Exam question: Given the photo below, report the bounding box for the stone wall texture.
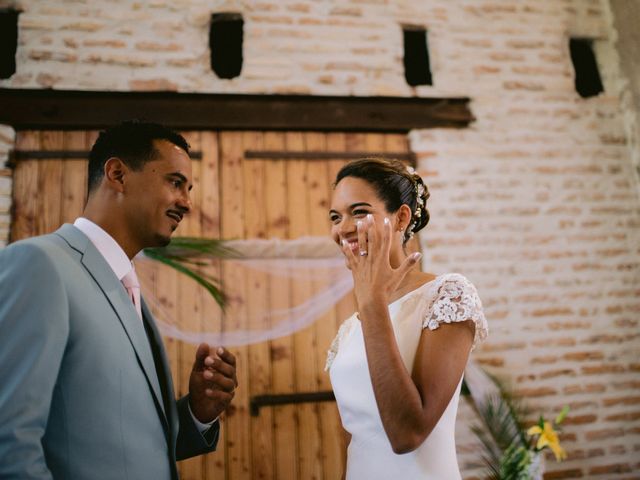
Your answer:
[1,0,639,478]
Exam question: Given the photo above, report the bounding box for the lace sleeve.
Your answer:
[423,274,488,350]
[325,316,356,371]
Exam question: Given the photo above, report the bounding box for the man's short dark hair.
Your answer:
[87,120,190,193]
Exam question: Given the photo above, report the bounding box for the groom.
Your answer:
[0,121,237,479]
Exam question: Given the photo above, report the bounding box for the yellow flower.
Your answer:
[527,421,567,461]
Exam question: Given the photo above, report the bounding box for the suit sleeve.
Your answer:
[175,394,219,461]
[0,243,69,479]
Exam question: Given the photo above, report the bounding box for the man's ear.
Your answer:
[103,157,127,192]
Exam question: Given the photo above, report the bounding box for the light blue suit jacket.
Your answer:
[0,225,218,479]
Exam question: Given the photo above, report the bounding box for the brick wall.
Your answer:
[1,0,639,477]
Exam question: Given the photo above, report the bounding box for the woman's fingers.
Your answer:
[356,219,368,258]
[396,251,423,280]
[365,214,377,256]
[341,238,357,268]
[381,217,392,260]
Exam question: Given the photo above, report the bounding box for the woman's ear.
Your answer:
[103,157,127,192]
[396,204,413,232]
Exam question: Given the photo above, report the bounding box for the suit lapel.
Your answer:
[55,224,168,426]
[141,299,180,444]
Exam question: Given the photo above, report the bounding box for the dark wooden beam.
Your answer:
[0,88,473,132]
[250,391,335,416]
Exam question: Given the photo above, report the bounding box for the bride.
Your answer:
[326,158,488,479]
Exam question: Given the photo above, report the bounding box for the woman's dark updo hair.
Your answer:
[334,158,430,244]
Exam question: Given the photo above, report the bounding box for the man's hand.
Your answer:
[188,343,238,423]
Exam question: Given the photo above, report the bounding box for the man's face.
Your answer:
[123,139,193,250]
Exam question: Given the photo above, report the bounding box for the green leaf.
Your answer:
[142,237,240,309]
[555,405,570,425]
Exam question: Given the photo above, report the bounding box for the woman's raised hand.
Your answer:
[341,214,421,311]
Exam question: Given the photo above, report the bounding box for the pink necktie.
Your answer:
[121,267,142,320]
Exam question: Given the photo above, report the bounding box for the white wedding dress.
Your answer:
[327,273,488,480]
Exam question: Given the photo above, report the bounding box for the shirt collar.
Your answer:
[73,217,133,281]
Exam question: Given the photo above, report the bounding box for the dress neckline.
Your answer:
[388,274,443,307]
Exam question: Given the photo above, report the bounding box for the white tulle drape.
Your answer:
[136,236,354,347]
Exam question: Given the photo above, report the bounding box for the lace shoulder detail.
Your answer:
[325,315,357,371]
[423,273,488,350]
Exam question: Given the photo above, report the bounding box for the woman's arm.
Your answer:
[359,300,474,453]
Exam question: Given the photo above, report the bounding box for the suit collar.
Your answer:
[54,224,169,426]
[73,217,132,281]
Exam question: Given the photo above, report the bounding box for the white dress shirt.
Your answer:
[73,218,215,433]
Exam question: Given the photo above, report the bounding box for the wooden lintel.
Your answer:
[0,89,473,132]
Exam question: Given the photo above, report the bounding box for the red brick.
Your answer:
[547,320,591,330]
[531,307,573,317]
[581,364,626,375]
[532,338,576,347]
[489,52,525,62]
[516,374,536,383]
[286,4,310,13]
[611,380,640,390]
[587,448,606,457]
[461,38,493,48]
[543,468,584,479]
[503,80,546,91]
[609,444,628,454]
[506,39,545,49]
[561,414,597,425]
[128,79,178,91]
[532,355,558,364]
[473,65,501,74]
[135,41,183,52]
[28,50,77,62]
[540,368,576,379]
[602,395,640,407]
[563,351,604,361]
[585,428,625,441]
[588,463,632,475]
[84,39,126,48]
[481,341,526,352]
[476,357,504,367]
[513,386,557,397]
[563,383,606,395]
[329,6,362,16]
[605,411,640,422]
[61,21,104,32]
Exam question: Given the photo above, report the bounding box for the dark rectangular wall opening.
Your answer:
[0,9,20,79]
[209,12,243,79]
[403,26,432,87]
[569,38,604,98]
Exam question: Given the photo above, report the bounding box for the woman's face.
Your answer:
[329,176,404,259]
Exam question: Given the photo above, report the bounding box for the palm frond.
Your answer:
[143,237,240,309]
[464,370,534,479]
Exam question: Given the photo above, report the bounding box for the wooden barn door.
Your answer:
[9,130,411,480]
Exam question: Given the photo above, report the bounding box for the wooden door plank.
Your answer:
[220,131,252,479]
[38,131,64,233]
[10,131,40,241]
[263,131,299,480]
[198,131,227,480]
[286,131,323,480]
[61,131,88,223]
[242,131,276,480]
